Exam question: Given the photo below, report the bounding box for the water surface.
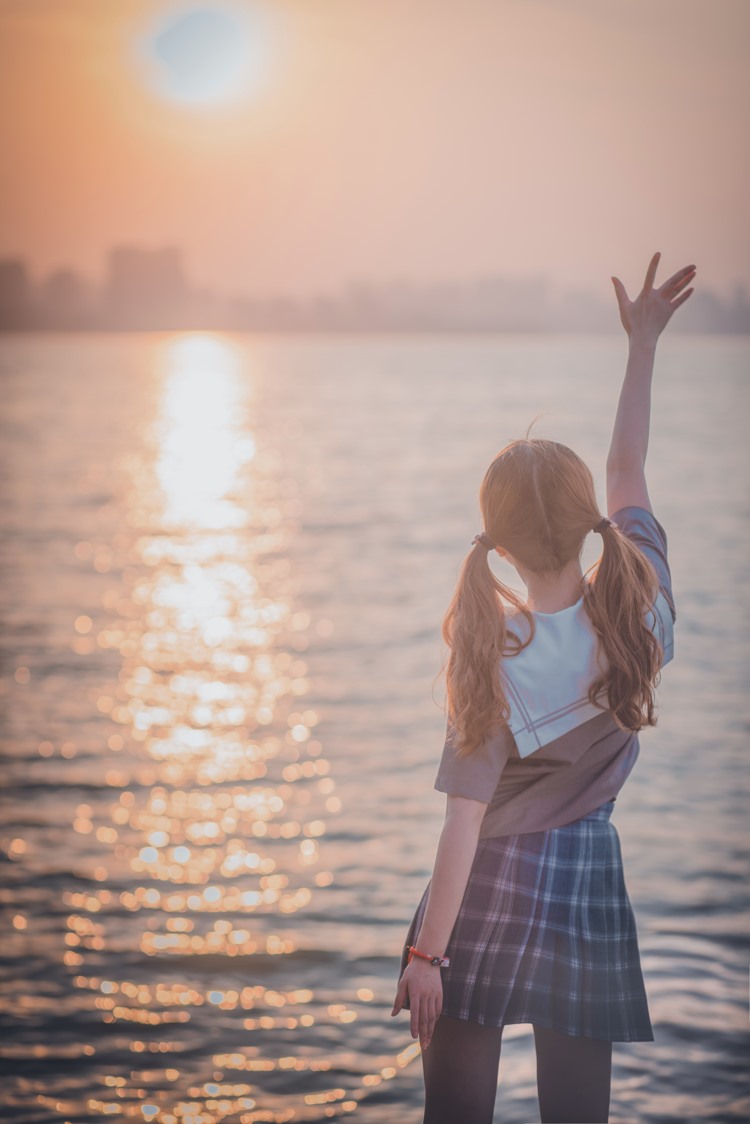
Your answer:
[0,331,748,1122]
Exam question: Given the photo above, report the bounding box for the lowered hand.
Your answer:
[391,958,443,1051]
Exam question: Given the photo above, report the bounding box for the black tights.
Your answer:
[421,1013,612,1123]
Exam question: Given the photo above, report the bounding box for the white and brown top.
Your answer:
[434,506,676,838]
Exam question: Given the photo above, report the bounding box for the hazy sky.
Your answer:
[0,0,747,300]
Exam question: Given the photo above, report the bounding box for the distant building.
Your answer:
[0,247,747,333]
[38,269,93,329]
[101,245,190,328]
[0,258,33,329]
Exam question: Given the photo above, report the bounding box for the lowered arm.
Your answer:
[411,794,487,959]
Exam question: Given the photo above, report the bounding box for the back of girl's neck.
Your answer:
[519,562,585,615]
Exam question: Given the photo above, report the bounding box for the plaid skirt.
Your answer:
[397,798,654,1042]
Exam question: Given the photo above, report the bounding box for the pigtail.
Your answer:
[582,522,663,730]
[440,543,533,758]
[439,437,667,755]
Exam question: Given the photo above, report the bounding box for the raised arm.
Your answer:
[606,252,696,515]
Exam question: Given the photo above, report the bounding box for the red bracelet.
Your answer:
[406,944,450,967]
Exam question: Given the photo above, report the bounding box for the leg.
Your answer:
[533,1022,612,1123]
[421,1012,503,1124]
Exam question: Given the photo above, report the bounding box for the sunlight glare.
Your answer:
[155,334,254,529]
[134,3,273,107]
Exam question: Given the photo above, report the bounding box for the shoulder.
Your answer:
[611,505,667,548]
[611,505,675,623]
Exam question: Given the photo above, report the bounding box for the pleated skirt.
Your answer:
[397,798,654,1042]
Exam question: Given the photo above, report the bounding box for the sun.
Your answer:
[133,2,273,108]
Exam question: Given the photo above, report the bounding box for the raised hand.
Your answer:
[611,252,696,344]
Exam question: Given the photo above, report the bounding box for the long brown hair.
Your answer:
[441,438,663,757]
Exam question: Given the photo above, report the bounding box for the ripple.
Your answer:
[1,332,748,1121]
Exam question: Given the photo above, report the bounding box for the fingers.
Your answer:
[669,270,696,296]
[391,976,407,1016]
[670,287,694,310]
[403,988,441,1047]
[611,276,629,305]
[432,993,441,1025]
[660,263,697,293]
[642,251,661,293]
[410,996,421,1041]
[419,994,438,1050]
[422,998,440,1047]
[618,257,697,300]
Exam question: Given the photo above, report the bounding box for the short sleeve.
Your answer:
[611,505,675,667]
[612,506,676,622]
[433,717,513,803]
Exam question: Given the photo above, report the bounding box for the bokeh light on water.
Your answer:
[1,331,748,1122]
[0,333,419,1122]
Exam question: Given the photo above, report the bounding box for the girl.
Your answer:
[391,252,696,1123]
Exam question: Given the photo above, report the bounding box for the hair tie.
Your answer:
[472,531,495,551]
[593,516,613,534]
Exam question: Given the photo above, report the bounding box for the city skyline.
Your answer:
[1,1,747,302]
[1,242,747,333]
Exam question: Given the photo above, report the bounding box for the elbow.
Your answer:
[606,451,646,478]
[605,462,651,514]
[606,459,648,497]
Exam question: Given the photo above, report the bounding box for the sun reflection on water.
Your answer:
[154,335,256,531]
[46,334,412,1121]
